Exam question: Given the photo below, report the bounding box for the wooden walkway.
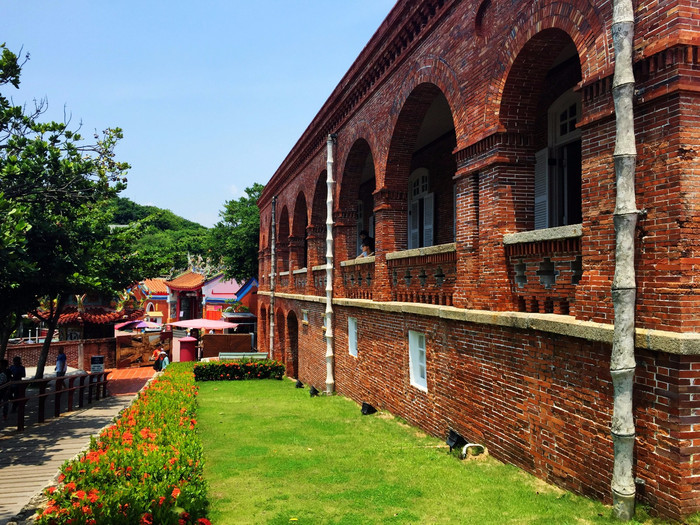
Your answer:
[0,368,154,525]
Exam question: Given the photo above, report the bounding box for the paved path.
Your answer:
[0,368,154,525]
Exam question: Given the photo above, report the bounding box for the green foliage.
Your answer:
[109,196,210,275]
[208,183,263,281]
[193,359,284,381]
[0,44,154,370]
[35,365,210,525]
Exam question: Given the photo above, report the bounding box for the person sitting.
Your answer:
[359,230,375,254]
[357,241,374,259]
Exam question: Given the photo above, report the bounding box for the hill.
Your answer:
[109,197,211,276]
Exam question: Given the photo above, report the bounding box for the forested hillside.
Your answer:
[109,197,210,276]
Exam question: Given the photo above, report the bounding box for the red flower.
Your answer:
[171,487,181,499]
[140,512,154,524]
[197,519,212,524]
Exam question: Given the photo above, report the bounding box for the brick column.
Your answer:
[372,188,408,302]
[453,169,480,308]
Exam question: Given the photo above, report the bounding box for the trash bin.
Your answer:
[179,336,197,362]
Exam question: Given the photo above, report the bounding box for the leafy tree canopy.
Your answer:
[209,183,263,282]
[0,44,155,375]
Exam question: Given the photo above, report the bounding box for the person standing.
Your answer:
[9,356,26,413]
[55,348,67,377]
[160,351,170,370]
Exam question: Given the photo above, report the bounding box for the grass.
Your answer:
[198,379,677,525]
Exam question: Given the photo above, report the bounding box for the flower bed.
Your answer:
[193,359,285,382]
[36,364,210,525]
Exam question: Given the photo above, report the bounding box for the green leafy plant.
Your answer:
[35,364,210,525]
[193,359,285,382]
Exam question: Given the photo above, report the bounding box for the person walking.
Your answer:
[55,348,67,377]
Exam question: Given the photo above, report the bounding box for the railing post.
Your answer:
[88,374,94,404]
[37,381,47,424]
[78,375,86,408]
[66,376,77,412]
[15,382,28,432]
[54,378,65,418]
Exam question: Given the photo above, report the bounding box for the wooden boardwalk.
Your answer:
[0,368,154,525]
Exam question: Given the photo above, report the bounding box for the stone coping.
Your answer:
[258,290,700,355]
[386,243,457,260]
[503,224,582,245]
[340,256,376,267]
[292,268,308,275]
[312,263,331,272]
[279,271,290,276]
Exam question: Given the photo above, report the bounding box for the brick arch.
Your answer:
[336,119,379,199]
[291,192,309,239]
[383,55,461,177]
[484,2,606,127]
[384,82,455,191]
[274,307,286,363]
[338,138,375,206]
[259,304,268,354]
[499,28,581,134]
[311,171,327,227]
[286,310,299,378]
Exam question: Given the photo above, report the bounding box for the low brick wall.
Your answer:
[262,294,700,521]
[3,338,117,371]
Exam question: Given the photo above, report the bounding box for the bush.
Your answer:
[193,359,285,382]
[35,364,210,525]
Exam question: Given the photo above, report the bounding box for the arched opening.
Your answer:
[338,139,376,260]
[259,304,268,354]
[309,171,327,267]
[275,309,285,363]
[291,193,309,271]
[500,30,582,230]
[277,206,290,273]
[286,311,299,379]
[385,84,457,251]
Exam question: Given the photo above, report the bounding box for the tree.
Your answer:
[0,45,153,375]
[610,0,638,519]
[209,183,264,282]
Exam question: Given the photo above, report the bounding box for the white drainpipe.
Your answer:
[269,196,276,359]
[325,134,337,394]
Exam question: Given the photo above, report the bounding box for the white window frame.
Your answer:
[408,168,434,249]
[534,89,582,229]
[408,330,427,392]
[348,317,358,357]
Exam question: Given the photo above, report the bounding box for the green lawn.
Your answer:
[198,379,672,525]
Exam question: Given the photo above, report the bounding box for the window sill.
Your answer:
[503,224,582,245]
[340,256,376,267]
[386,243,456,261]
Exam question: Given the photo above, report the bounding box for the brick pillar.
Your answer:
[306,225,325,296]
[453,169,479,309]
[372,188,408,302]
[332,210,357,297]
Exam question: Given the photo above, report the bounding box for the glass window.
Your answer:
[408,330,427,391]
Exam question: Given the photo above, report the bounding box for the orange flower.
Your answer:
[171,487,181,499]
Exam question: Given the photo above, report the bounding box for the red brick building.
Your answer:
[256,0,700,519]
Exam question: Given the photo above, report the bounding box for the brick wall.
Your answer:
[4,339,117,372]
[256,0,700,519]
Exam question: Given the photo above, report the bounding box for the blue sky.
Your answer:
[2,1,396,227]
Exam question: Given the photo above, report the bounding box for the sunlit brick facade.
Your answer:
[257,0,700,519]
